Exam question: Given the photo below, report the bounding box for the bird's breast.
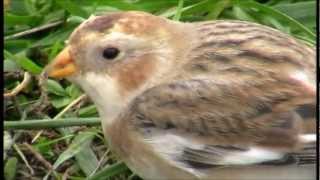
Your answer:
[103,117,197,180]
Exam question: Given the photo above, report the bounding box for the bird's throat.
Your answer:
[74,72,127,126]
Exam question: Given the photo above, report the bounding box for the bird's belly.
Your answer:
[126,156,316,180]
[103,120,196,179]
[104,120,316,180]
[122,142,197,180]
[202,164,316,180]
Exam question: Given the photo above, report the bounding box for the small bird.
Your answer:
[46,11,316,180]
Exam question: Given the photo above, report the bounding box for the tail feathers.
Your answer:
[291,141,316,165]
[262,135,316,166]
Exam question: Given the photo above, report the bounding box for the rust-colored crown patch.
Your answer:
[109,11,167,36]
[70,11,167,44]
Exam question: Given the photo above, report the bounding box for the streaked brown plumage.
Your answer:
[46,11,316,180]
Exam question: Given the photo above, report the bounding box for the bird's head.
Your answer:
[45,11,190,120]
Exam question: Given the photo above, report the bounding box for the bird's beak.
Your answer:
[46,46,77,78]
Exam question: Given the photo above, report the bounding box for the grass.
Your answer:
[3,0,316,179]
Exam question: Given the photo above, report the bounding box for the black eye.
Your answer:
[102,47,119,60]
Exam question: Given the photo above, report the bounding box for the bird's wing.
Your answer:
[123,77,315,174]
[117,20,316,176]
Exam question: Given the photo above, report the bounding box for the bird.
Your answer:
[45,11,316,180]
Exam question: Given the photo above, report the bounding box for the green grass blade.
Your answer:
[4,118,101,130]
[235,0,315,41]
[4,157,18,180]
[76,143,99,176]
[55,0,89,18]
[205,0,231,20]
[52,131,96,170]
[46,79,68,96]
[87,162,128,180]
[173,0,184,21]
[273,1,316,28]
[4,50,43,74]
[159,0,209,18]
[4,13,40,27]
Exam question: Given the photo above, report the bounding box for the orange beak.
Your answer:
[46,46,77,78]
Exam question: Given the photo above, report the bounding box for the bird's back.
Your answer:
[123,20,317,179]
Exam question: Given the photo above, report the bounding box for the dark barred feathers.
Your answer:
[187,21,315,81]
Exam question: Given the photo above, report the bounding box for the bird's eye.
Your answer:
[102,47,120,60]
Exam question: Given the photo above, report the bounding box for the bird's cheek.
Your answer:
[111,55,156,96]
[45,46,77,78]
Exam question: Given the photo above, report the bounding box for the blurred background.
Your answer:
[4,0,316,179]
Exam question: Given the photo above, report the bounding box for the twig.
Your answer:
[4,71,24,78]
[31,131,43,144]
[4,72,32,98]
[12,96,23,117]
[88,149,110,177]
[55,94,88,120]
[23,143,53,170]
[17,170,40,180]
[25,71,50,116]
[62,165,77,180]
[4,20,64,40]
[13,144,34,175]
